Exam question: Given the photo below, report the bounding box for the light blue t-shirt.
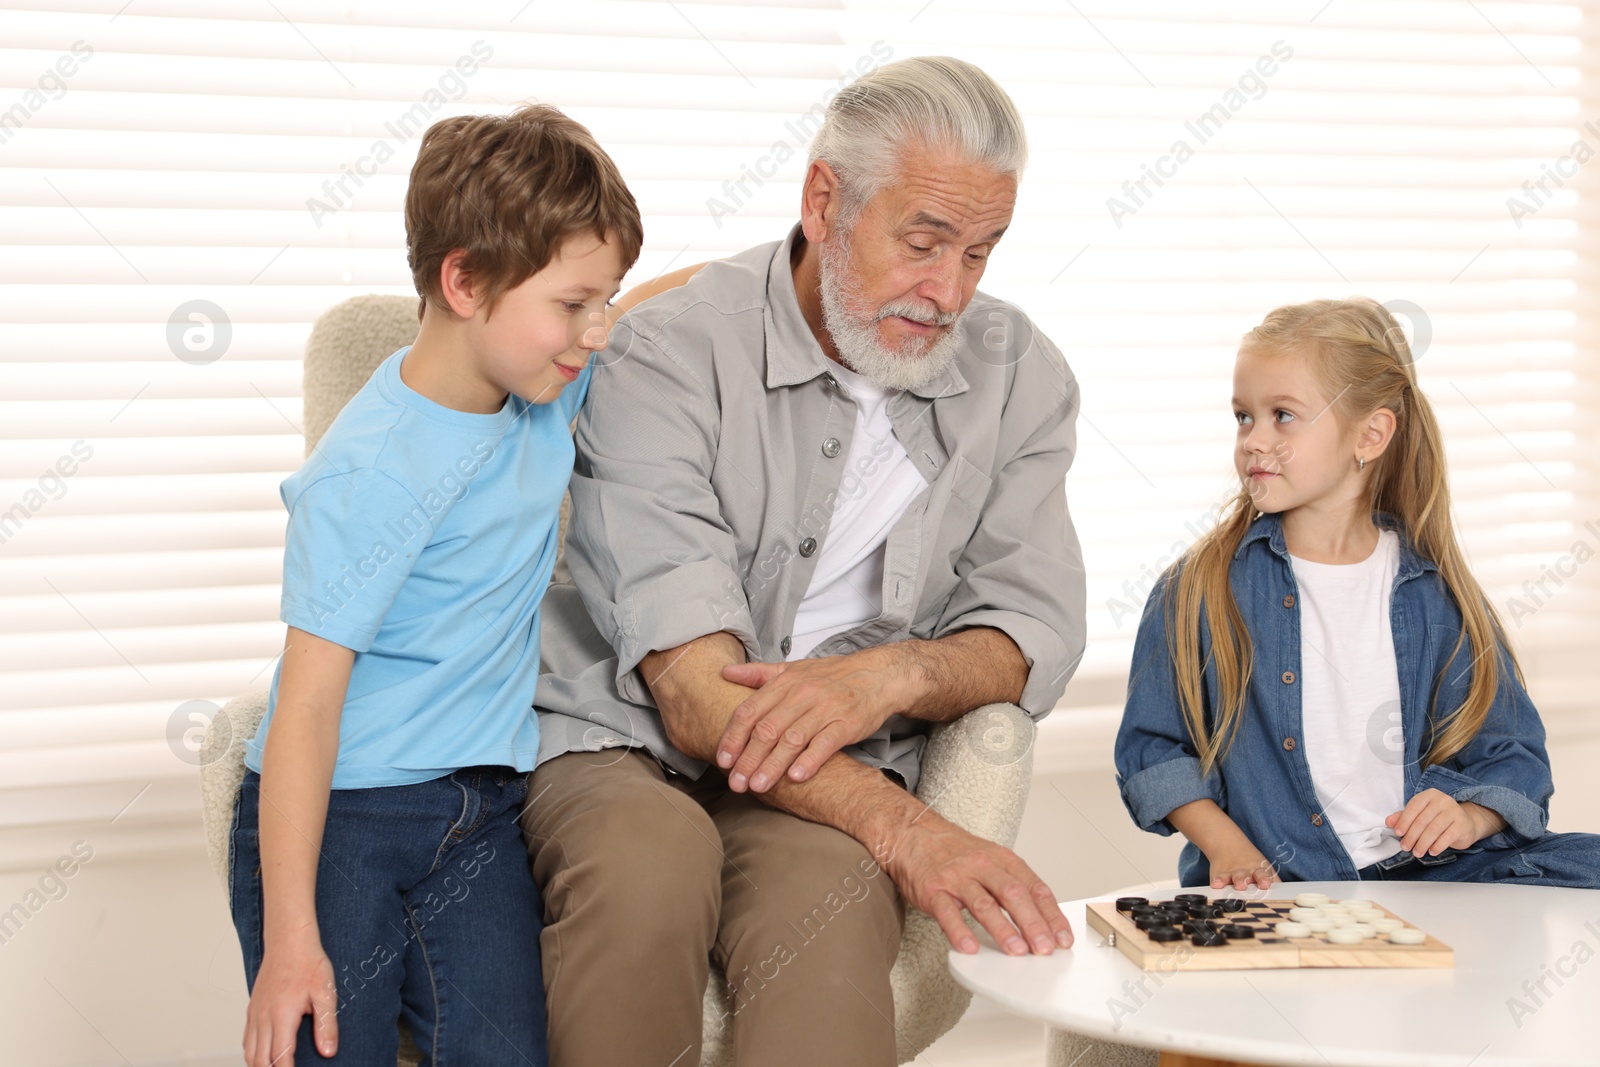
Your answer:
[245,346,591,789]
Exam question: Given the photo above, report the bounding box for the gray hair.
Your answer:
[807,56,1028,225]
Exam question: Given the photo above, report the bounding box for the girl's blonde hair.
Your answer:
[1167,296,1520,775]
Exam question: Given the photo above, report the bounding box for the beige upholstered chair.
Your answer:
[1046,1029,1161,1067]
[198,294,1041,1065]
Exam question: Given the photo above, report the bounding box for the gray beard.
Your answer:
[817,233,965,393]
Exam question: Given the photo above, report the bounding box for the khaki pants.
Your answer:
[522,749,904,1067]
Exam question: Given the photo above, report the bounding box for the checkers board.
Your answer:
[1085,894,1453,971]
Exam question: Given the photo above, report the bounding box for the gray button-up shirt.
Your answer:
[534,222,1086,792]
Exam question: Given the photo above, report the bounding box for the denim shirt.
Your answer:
[1115,510,1554,886]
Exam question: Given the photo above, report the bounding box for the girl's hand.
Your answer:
[1386,788,1499,857]
[244,930,339,1066]
[1207,846,1279,891]
[1166,799,1280,892]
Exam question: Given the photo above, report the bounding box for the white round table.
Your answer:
[948,881,1600,1067]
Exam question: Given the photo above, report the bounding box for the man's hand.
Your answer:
[716,648,915,792]
[644,631,1066,956]
[884,809,1074,956]
[1386,789,1503,856]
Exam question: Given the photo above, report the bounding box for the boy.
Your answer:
[230,104,642,1066]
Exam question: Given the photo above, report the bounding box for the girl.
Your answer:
[1114,297,1600,890]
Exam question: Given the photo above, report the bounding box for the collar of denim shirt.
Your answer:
[760,221,971,402]
[1234,508,1438,583]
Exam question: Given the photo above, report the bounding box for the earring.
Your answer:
[1358,455,1366,472]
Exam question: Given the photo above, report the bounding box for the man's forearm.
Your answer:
[876,625,1028,723]
[764,749,922,854]
[641,632,920,841]
[644,626,1027,757]
[641,630,752,762]
[641,630,1074,956]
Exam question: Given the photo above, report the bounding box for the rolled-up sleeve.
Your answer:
[563,318,760,706]
[1115,570,1225,835]
[935,338,1086,718]
[1415,638,1552,843]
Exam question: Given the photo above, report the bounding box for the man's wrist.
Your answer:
[859,640,932,719]
[863,627,1028,723]
[851,772,928,870]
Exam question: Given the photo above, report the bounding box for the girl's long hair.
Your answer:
[1168,297,1521,775]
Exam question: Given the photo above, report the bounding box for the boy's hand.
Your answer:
[1386,788,1497,856]
[244,931,339,1066]
[1207,845,1279,891]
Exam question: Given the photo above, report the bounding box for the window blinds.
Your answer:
[1,0,1595,858]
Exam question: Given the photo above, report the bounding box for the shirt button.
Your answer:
[1282,737,1297,751]
[1311,813,1324,827]
[821,437,842,458]
[1282,670,1296,685]
[822,373,837,389]
[1283,594,1295,608]
[780,636,792,656]
[798,536,817,557]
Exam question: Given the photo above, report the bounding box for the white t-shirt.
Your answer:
[787,360,929,660]
[1289,528,1407,869]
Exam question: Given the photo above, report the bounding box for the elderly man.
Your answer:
[525,56,1086,1066]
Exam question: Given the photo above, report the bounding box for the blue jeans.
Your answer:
[1356,830,1600,888]
[230,766,548,1066]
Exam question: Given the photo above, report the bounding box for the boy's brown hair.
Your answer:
[405,104,643,319]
